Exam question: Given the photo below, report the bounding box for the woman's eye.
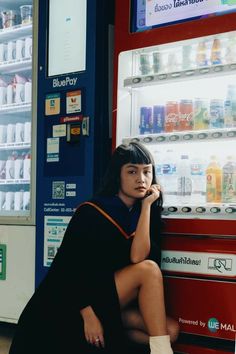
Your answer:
[144,170,152,175]
[128,170,136,174]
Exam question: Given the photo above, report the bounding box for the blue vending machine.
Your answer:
[36,0,114,284]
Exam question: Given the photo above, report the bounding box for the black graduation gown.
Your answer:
[9,196,162,354]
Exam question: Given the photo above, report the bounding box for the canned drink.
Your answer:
[178,99,194,131]
[165,101,179,132]
[224,99,236,128]
[209,99,224,129]
[193,99,210,130]
[153,105,165,133]
[139,107,152,135]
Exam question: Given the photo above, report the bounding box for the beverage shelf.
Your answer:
[0,142,30,150]
[0,24,32,42]
[0,58,32,74]
[123,62,236,88]
[0,179,30,185]
[0,102,31,114]
[122,127,236,145]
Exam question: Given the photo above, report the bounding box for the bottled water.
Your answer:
[177,154,192,204]
[190,158,206,204]
[222,156,236,203]
[160,150,178,206]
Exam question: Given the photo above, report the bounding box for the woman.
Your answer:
[9,142,179,354]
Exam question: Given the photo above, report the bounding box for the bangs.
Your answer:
[119,142,154,166]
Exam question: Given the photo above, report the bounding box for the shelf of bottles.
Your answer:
[0,4,32,216]
[119,30,236,219]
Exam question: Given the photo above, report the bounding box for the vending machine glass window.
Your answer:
[117,30,236,220]
[0,0,33,220]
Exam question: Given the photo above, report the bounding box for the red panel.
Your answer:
[164,277,236,341]
[174,342,234,354]
[163,219,236,237]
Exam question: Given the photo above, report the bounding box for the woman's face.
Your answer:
[118,163,153,207]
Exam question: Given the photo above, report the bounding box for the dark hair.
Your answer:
[97,141,162,206]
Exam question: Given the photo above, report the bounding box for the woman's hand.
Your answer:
[80,306,105,348]
[142,184,161,206]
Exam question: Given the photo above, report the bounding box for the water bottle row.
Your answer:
[0,190,30,211]
[0,37,32,63]
[0,152,31,180]
[139,36,236,75]
[0,122,31,144]
[140,97,236,134]
[155,154,236,205]
[0,75,32,106]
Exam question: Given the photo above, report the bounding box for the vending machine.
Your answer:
[113,1,236,353]
[0,0,35,322]
[0,0,114,323]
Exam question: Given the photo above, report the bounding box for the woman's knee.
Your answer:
[137,260,162,281]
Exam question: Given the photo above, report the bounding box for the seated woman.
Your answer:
[9,142,179,354]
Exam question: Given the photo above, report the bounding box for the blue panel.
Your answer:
[35,0,114,286]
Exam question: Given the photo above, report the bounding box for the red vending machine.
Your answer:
[113,1,236,353]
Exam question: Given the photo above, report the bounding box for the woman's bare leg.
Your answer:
[115,260,167,336]
[115,260,175,354]
[122,308,179,345]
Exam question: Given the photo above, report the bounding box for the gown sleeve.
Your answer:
[148,204,163,267]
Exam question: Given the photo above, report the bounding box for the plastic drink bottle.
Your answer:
[210,38,222,65]
[206,156,222,203]
[196,41,208,67]
[161,150,178,205]
[177,154,192,204]
[190,158,206,204]
[222,156,236,203]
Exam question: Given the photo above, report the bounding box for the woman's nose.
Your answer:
[137,174,144,183]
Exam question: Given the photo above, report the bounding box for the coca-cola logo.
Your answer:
[179,113,193,121]
[166,113,178,122]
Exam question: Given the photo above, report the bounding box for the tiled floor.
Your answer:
[0,322,15,354]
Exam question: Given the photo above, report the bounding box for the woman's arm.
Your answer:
[130,185,161,263]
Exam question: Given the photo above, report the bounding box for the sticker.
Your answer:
[47,138,59,162]
[52,181,65,199]
[66,90,81,114]
[60,115,83,123]
[45,93,60,115]
[44,216,71,266]
[66,191,76,197]
[161,250,236,277]
[53,124,66,137]
[0,244,6,280]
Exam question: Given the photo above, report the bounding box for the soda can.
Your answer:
[153,105,165,133]
[178,99,194,131]
[209,99,224,129]
[165,101,179,132]
[193,98,210,130]
[139,107,152,134]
